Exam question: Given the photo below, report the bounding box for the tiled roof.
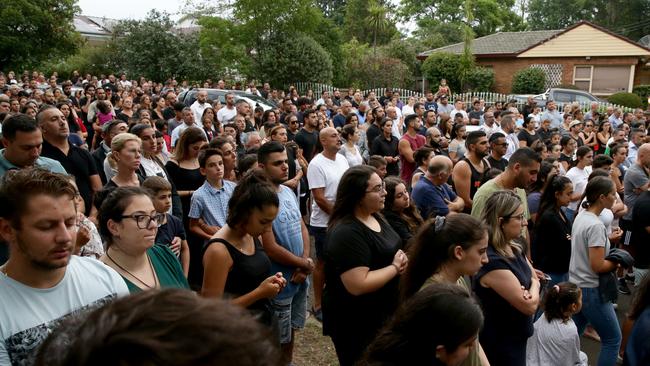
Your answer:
[418,30,562,57]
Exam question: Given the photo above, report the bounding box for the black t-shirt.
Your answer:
[631,192,650,268]
[323,217,401,340]
[156,214,186,248]
[486,155,508,172]
[468,110,483,122]
[41,140,98,215]
[366,123,382,151]
[533,209,572,273]
[517,129,541,146]
[370,135,399,176]
[294,128,319,162]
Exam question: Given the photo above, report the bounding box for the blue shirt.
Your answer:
[188,179,236,227]
[271,186,305,299]
[541,109,563,129]
[411,175,457,219]
[333,114,347,128]
[0,149,67,177]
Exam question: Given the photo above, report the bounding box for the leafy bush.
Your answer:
[421,52,463,92]
[465,67,495,92]
[607,92,643,109]
[255,33,333,88]
[511,67,546,94]
[354,56,412,89]
[632,85,650,109]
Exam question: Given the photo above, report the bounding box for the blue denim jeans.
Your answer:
[573,287,621,366]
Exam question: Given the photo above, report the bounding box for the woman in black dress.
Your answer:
[382,176,423,247]
[201,170,286,326]
[323,165,408,366]
[165,127,207,287]
[473,190,541,366]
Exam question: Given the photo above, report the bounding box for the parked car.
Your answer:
[512,88,604,109]
[178,88,277,111]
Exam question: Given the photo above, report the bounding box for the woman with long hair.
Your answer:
[164,127,207,233]
[474,190,540,366]
[323,165,408,366]
[596,121,612,155]
[339,124,363,167]
[411,146,435,189]
[533,175,574,285]
[57,101,87,141]
[360,284,484,366]
[559,136,577,172]
[381,176,424,247]
[201,107,217,141]
[569,176,622,366]
[346,113,369,161]
[151,95,166,121]
[527,161,558,224]
[399,213,489,366]
[448,123,466,164]
[99,187,189,293]
[202,170,287,326]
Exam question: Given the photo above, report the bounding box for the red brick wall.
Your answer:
[477,56,640,93]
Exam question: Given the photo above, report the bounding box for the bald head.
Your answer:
[638,143,650,167]
[428,155,452,176]
[320,127,336,140]
[319,127,340,152]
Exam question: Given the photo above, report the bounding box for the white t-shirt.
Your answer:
[0,256,128,365]
[170,123,207,147]
[401,105,414,116]
[216,106,237,123]
[565,166,591,211]
[190,101,210,125]
[526,317,588,366]
[307,153,349,227]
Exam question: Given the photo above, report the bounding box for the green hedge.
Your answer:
[608,92,643,109]
[632,85,650,109]
[511,67,546,94]
[465,67,495,92]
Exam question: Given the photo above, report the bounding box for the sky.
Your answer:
[77,0,183,20]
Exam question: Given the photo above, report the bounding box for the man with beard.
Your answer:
[425,126,448,156]
[471,148,541,245]
[0,169,128,365]
[486,132,509,172]
[452,131,490,213]
[38,106,102,215]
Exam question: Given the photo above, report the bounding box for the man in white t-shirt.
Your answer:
[0,169,128,365]
[306,127,349,321]
[217,93,237,123]
[190,90,211,124]
[565,146,594,220]
[171,107,208,148]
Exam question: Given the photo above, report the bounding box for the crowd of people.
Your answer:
[1,70,650,366]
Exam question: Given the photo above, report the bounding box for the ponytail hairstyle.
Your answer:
[580,175,614,210]
[542,281,581,322]
[400,214,487,301]
[361,283,483,366]
[226,169,278,229]
[537,175,572,221]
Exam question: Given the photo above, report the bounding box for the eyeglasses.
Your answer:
[505,213,526,221]
[120,213,165,229]
[366,182,386,193]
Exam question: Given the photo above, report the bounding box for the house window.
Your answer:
[573,65,631,95]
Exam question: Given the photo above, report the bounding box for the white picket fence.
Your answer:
[291,82,635,113]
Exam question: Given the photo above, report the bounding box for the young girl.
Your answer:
[526,282,588,366]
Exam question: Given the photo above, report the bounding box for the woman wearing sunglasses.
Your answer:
[99,187,189,293]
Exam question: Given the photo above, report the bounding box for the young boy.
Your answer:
[188,148,236,241]
[143,176,190,277]
[368,155,388,179]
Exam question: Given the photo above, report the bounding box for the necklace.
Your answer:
[107,251,158,289]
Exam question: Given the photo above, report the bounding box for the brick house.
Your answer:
[417,21,650,96]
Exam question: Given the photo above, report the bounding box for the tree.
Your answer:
[527,0,650,40]
[400,0,523,39]
[365,0,391,57]
[0,0,81,71]
[255,33,333,88]
[343,0,398,45]
[316,0,347,25]
[421,53,464,92]
[511,67,546,94]
[111,10,216,82]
